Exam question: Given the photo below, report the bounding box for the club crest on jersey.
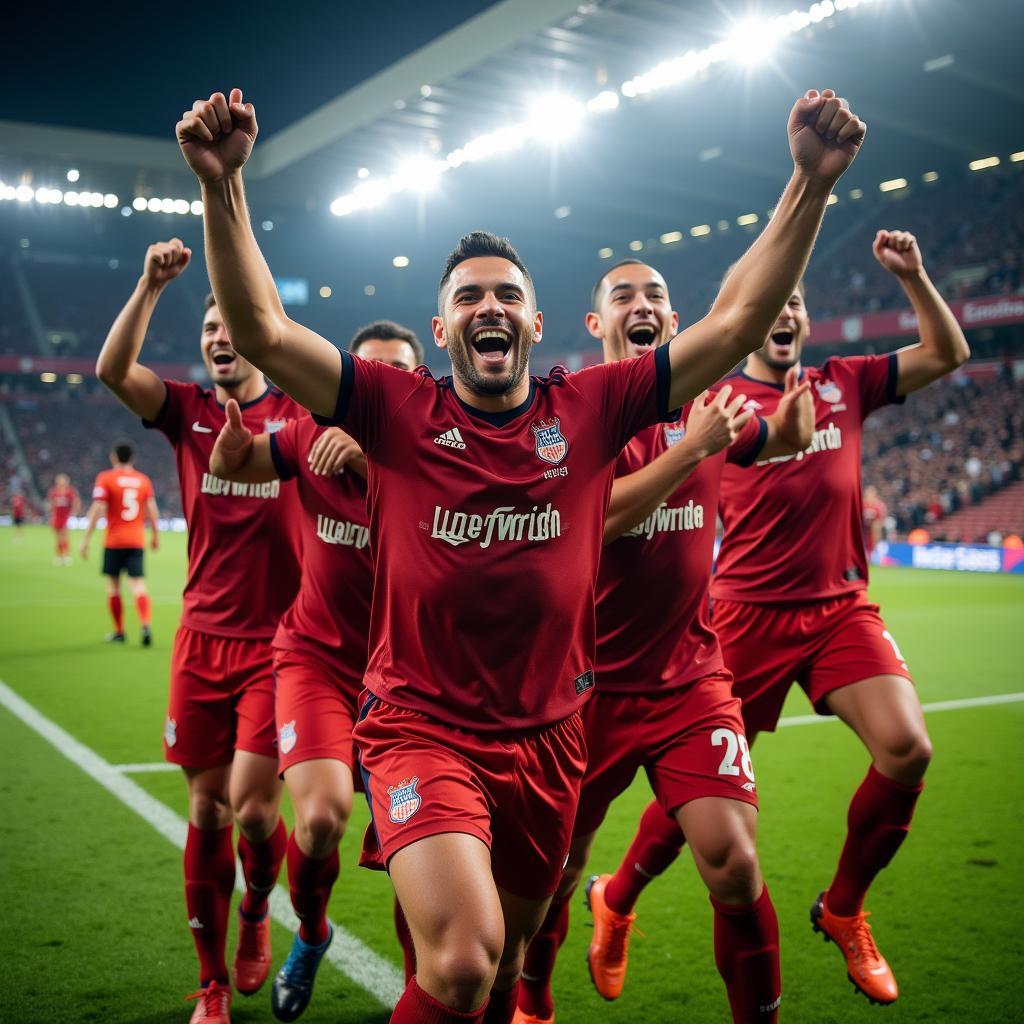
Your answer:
[532,418,568,465]
[264,418,287,434]
[279,720,297,755]
[815,380,843,405]
[164,716,177,748]
[387,777,422,824]
[663,422,686,448]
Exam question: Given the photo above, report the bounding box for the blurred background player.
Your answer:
[95,238,304,1024]
[600,228,969,1007]
[514,259,813,1024]
[863,484,888,558]
[209,320,422,1022]
[79,443,158,643]
[47,473,81,564]
[178,82,864,1024]
[10,490,29,540]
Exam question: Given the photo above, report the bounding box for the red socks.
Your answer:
[238,817,287,920]
[482,981,519,1024]
[828,764,924,916]
[184,823,235,986]
[390,977,486,1023]
[517,894,571,1019]
[135,593,152,627]
[287,831,339,946]
[711,885,781,1023]
[394,898,417,984]
[108,594,124,633]
[604,800,686,915]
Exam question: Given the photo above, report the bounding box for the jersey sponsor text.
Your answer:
[200,472,282,499]
[623,499,706,540]
[759,422,843,465]
[315,513,370,549]
[430,502,562,549]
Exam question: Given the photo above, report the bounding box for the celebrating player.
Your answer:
[513,259,813,1024]
[80,444,158,643]
[600,229,969,1007]
[177,85,864,1024]
[209,320,423,1022]
[95,240,304,1024]
[48,473,81,564]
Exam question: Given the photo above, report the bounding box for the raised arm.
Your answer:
[96,240,188,421]
[869,230,970,396]
[209,399,279,483]
[666,89,866,411]
[176,89,341,417]
[604,387,752,544]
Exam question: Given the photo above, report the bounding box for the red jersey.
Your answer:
[596,405,766,693]
[316,347,672,732]
[145,380,303,639]
[712,353,903,603]
[11,494,26,517]
[49,485,79,525]
[269,416,371,691]
[92,468,153,548]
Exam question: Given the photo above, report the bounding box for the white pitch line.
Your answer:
[0,679,404,1009]
[777,690,1024,728]
[111,761,179,773]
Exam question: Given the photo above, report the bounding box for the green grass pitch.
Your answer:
[1,524,1021,1023]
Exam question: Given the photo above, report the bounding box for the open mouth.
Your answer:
[627,323,659,353]
[211,350,237,370]
[770,328,794,349]
[470,328,513,367]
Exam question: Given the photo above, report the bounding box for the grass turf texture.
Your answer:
[1,524,1021,1023]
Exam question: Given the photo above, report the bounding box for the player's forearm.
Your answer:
[210,433,278,483]
[761,409,812,458]
[96,279,162,385]
[604,441,702,545]
[895,270,970,394]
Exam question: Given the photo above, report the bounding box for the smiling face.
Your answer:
[586,262,679,362]
[432,256,541,399]
[754,287,810,371]
[199,302,257,389]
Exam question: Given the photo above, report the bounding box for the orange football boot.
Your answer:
[233,911,272,995]
[186,980,232,1024]
[512,1009,554,1024]
[584,874,637,1001]
[811,891,899,1005]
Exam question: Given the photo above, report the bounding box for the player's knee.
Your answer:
[233,796,278,839]
[428,939,500,1009]
[295,803,349,857]
[189,789,231,829]
[703,840,762,904]
[880,727,932,782]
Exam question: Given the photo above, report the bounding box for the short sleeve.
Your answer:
[727,415,769,467]
[141,379,181,441]
[269,418,304,481]
[92,474,108,501]
[839,354,905,419]
[311,351,423,452]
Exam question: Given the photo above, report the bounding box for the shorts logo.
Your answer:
[574,669,595,696]
[264,418,287,434]
[532,418,568,465]
[663,422,686,448]
[815,380,843,405]
[279,720,297,755]
[164,717,177,748]
[387,777,422,824]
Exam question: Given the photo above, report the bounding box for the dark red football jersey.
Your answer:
[269,415,371,692]
[315,347,672,731]
[48,485,79,524]
[145,380,303,638]
[712,354,904,603]
[596,404,766,694]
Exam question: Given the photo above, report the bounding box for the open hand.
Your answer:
[308,428,363,476]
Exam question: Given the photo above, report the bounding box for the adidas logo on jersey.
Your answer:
[434,427,467,450]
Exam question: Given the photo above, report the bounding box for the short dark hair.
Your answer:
[438,231,533,311]
[113,443,134,464]
[203,292,217,311]
[591,258,646,311]
[349,320,424,366]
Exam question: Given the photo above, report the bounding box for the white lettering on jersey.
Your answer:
[200,473,282,499]
[315,514,369,549]
[430,503,561,549]
[623,499,705,540]
[758,422,843,465]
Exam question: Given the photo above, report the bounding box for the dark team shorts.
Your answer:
[52,515,70,531]
[354,694,588,900]
[273,648,362,778]
[13,514,24,526]
[713,590,914,736]
[102,546,144,578]
[163,625,277,768]
[574,671,758,838]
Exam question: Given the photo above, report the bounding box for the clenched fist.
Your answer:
[788,89,866,188]
[873,229,923,279]
[176,88,258,183]
[142,238,191,288]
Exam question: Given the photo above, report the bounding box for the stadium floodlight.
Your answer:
[16,185,33,202]
[526,94,587,143]
[319,286,332,298]
[173,199,190,215]
[190,200,204,215]
[554,206,571,220]
[104,194,118,209]
[66,373,83,384]
[598,247,614,259]
[690,224,712,237]
[40,372,57,383]
[357,167,370,179]
[63,191,79,206]
[737,213,759,226]
[849,188,864,199]
[147,198,161,212]
[133,196,147,211]
[364,284,376,296]
[628,240,644,251]
[393,155,447,194]
[121,207,132,217]
[922,171,939,182]
[660,230,684,244]
[66,168,80,183]
[968,156,1000,171]
[159,198,175,213]
[879,177,907,192]
[1009,151,1024,163]
[393,256,410,268]
[586,90,620,114]
[724,17,781,65]
[826,193,839,205]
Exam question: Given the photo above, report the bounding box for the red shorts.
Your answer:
[574,672,758,837]
[163,626,277,768]
[713,591,913,735]
[273,648,362,777]
[52,516,70,531]
[354,695,588,900]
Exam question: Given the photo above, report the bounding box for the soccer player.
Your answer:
[597,228,969,1007]
[95,238,304,1024]
[513,259,813,1024]
[209,320,423,1022]
[177,84,865,1024]
[80,444,158,643]
[10,491,27,539]
[48,473,81,564]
